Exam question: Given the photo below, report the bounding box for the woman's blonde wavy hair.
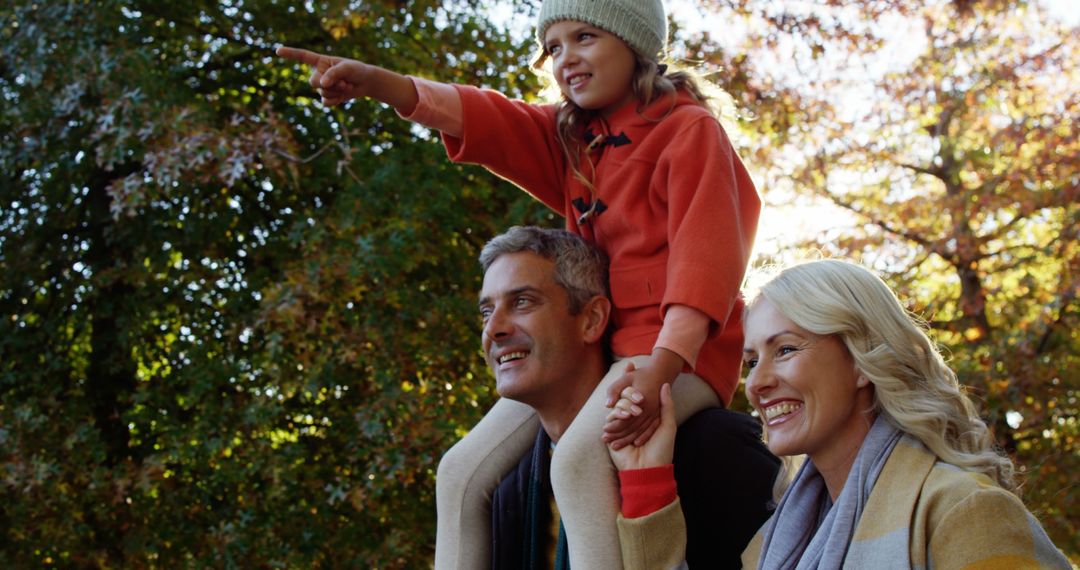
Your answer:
[531,46,736,197]
[749,259,1016,493]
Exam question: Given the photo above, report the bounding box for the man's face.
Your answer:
[478,252,592,407]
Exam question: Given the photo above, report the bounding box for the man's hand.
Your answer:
[276,46,418,111]
[607,383,677,471]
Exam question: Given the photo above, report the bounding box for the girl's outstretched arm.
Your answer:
[276,46,419,113]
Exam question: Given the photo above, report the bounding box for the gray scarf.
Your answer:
[756,415,904,570]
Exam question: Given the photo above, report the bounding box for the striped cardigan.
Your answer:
[617,436,1071,569]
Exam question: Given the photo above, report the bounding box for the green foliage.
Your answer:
[2,0,550,566]
[2,0,1076,566]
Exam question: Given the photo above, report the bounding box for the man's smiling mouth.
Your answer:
[498,351,528,364]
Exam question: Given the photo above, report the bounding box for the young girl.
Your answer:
[278,0,760,566]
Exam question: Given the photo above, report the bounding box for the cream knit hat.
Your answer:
[537,0,668,61]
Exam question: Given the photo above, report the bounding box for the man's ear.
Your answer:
[580,295,611,343]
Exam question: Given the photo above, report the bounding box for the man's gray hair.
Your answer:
[480,226,609,314]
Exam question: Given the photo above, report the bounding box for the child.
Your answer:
[278,0,760,566]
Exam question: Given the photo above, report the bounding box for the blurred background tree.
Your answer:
[2,0,551,566]
[1,0,1075,566]
[697,1,1078,557]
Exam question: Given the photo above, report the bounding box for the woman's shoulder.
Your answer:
[867,437,1020,533]
[918,459,1051,544]
[920,459,1016,513]
[918,462,1071,568]
[871,440,1070,568]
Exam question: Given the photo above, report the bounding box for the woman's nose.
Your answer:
[744,363,776,397]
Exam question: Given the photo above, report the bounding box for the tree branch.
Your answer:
[1035,272,1080,355]
[821,190,947,257]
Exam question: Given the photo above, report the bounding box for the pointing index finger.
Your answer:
[276,46,323,66]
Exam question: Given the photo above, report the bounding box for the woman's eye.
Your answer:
[547,45,561,56]
[778,346,797,356]
[744,358,758,370]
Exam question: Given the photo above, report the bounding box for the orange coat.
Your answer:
[443,87,760,404]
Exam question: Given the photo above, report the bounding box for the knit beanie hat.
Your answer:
[537,0,668,62]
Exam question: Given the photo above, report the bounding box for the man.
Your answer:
[446,226,779,568]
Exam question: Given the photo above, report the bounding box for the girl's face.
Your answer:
[543,20,638,116]
[742,299,875,470]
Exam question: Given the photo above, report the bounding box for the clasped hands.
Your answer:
[604,360,678,472]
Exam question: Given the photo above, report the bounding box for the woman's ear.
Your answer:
[855,371,871,388]
[580,295,611,343]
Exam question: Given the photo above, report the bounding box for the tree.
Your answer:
[696,0,1078,556]
[1,0,549,566]
[3,0,1076,565]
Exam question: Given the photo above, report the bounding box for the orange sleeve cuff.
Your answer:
[654,304,710,369]
[618,464,678,518]
[396,76,464,137]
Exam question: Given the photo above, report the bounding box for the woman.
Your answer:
[607,259,1071,569]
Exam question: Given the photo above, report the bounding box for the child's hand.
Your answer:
[607,383,677,471]
[603,350,683,449]
[276,47,375,106]
[603,363,662,451]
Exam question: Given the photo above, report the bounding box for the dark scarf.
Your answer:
[491,428,570,570]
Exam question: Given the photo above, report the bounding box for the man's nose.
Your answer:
[483,306,513,341]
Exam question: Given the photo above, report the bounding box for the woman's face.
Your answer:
[742,299,875,470]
